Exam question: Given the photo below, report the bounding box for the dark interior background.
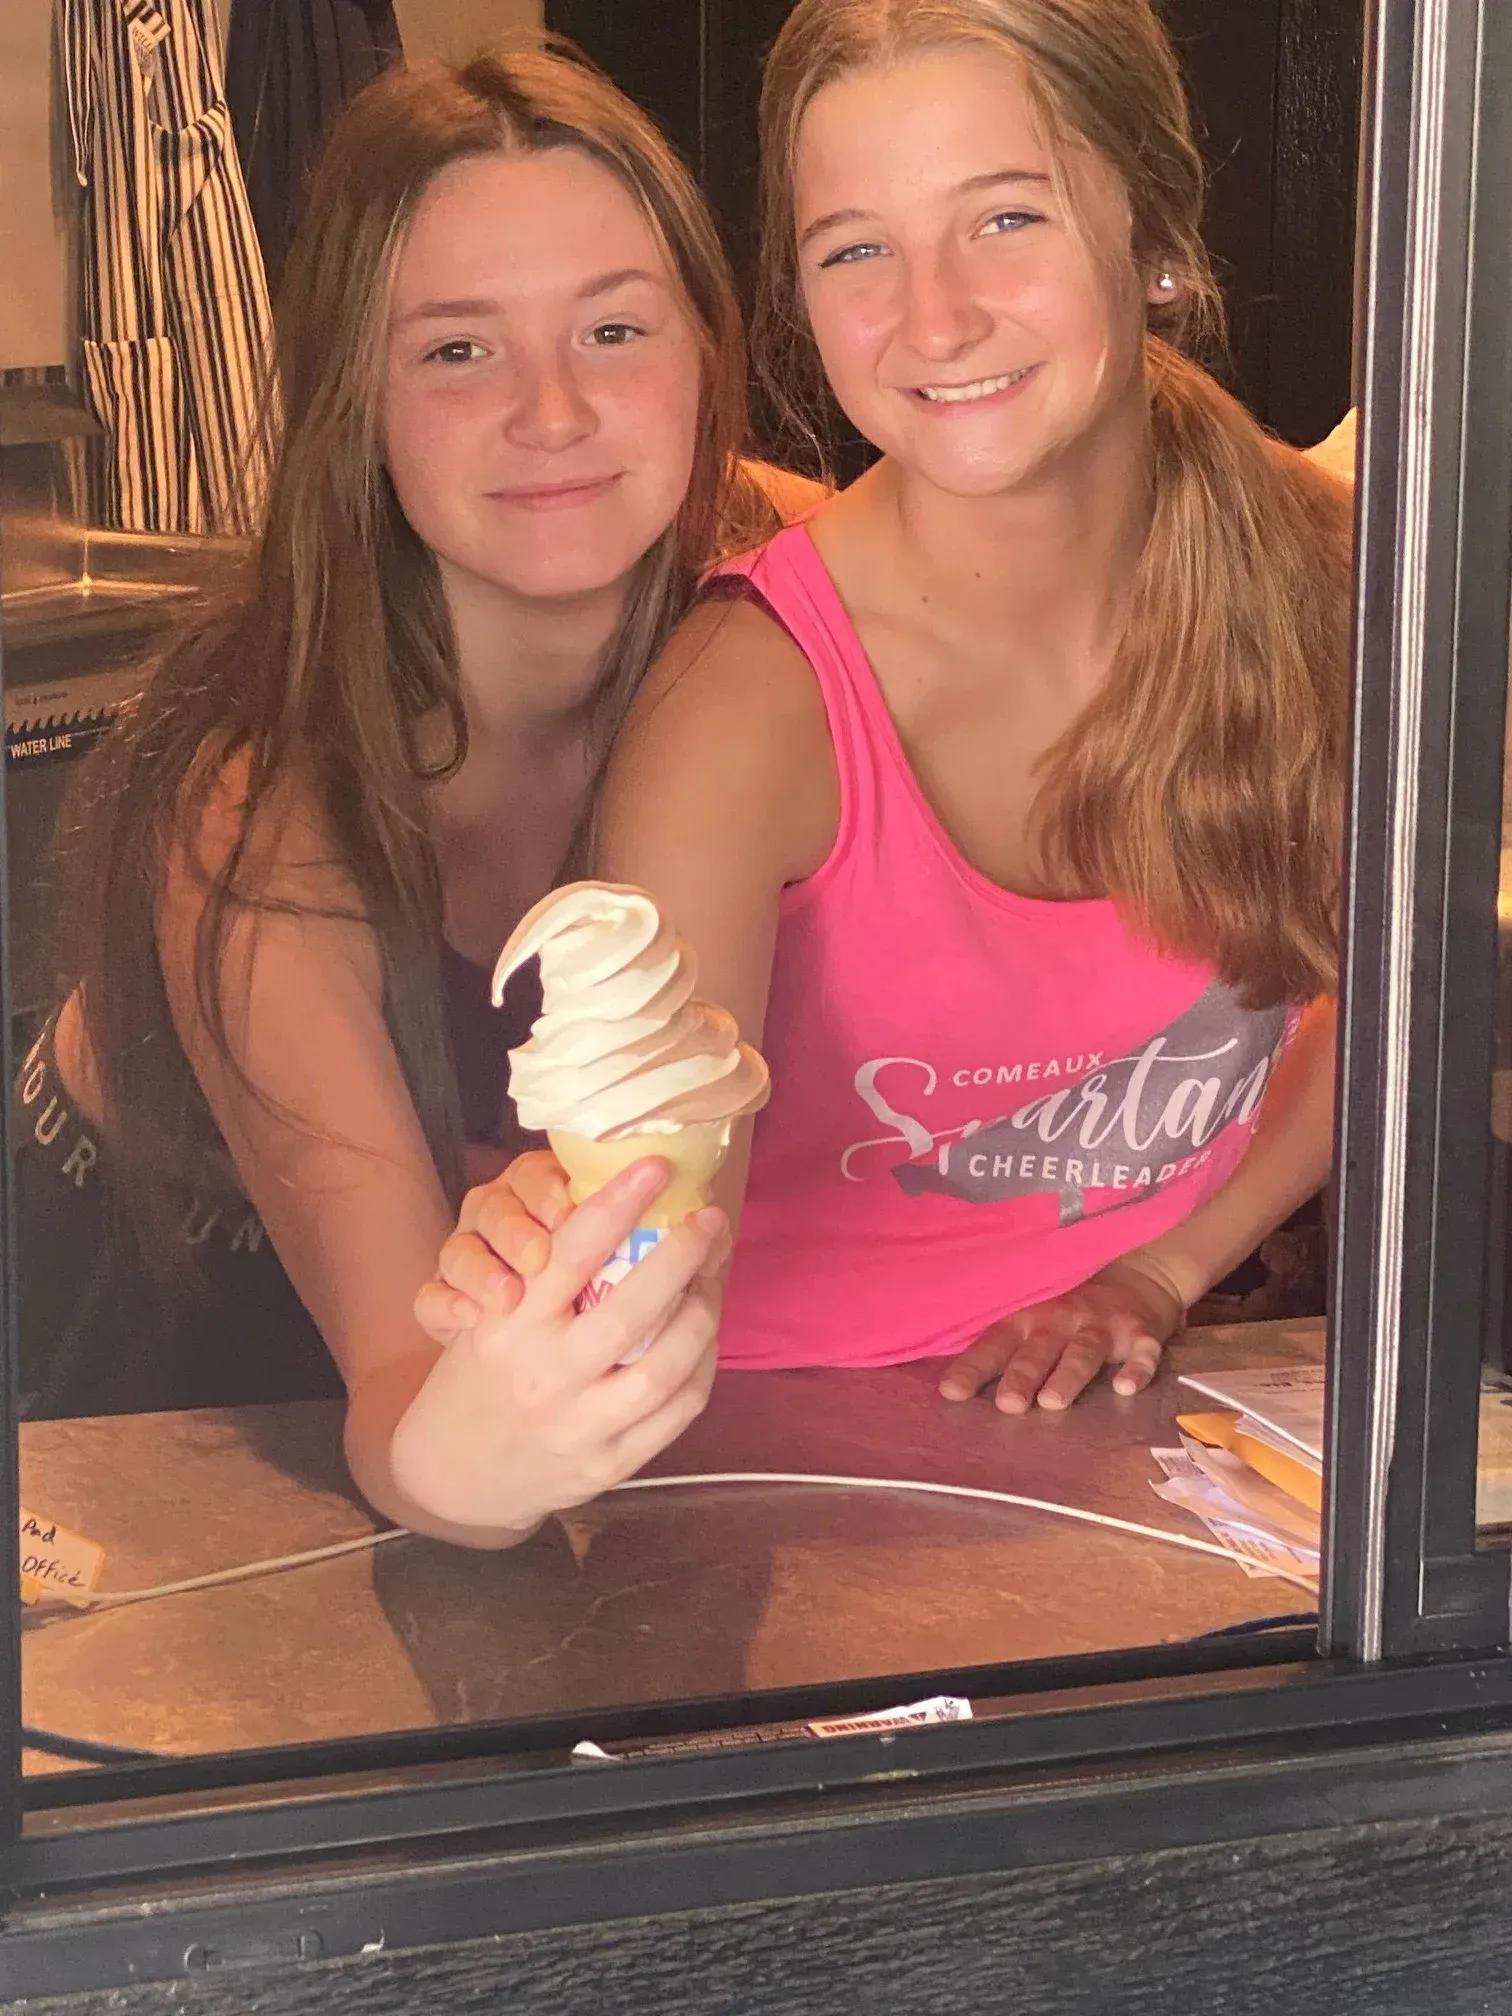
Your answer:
[546,0,1364,451]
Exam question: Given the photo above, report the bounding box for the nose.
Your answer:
[897,248,993,365]
[505,346,598,453]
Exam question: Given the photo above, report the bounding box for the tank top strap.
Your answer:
[708,525,899,850]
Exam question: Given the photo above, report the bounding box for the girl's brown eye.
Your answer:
[426,340,484,365]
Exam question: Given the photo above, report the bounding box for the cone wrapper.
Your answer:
[549,1124,731,1362]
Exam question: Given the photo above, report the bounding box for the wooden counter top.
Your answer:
[19,1319,1324,1772]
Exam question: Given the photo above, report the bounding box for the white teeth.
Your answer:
[916,368,1029,403]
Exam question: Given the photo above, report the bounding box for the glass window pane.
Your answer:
[0,0,1385,1813]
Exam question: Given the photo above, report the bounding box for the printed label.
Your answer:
[6,712,116,769]
[571,1694,973,1762]
[577,1225,670,1364]
[805,1695,973,1738]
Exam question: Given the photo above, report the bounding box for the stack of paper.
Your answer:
[1176,1363,1512,1530]
[1150,1444,1320,1585]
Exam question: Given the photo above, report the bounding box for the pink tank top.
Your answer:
[712,524,1296,1370]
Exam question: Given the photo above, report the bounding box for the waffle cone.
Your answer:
[548,1123,731,1226]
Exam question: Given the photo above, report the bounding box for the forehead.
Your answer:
[793,45,1124,230]
[391,146,671,310]
[796,46,1042,190]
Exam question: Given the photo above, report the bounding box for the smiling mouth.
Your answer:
[490,475,624,508]
[912,367,1035,404]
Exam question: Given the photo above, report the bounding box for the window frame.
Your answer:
[4,0,1512,1975]
[1323,0,1512,1660]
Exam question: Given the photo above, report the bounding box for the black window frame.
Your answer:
[5,0,1512,1995]
[1323,0,1512,1661]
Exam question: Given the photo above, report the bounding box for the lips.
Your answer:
[488,474,624,510]
[911,365,1036,404]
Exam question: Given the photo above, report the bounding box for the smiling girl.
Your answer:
[424,0,1351,1499]
[16,47,823,1544]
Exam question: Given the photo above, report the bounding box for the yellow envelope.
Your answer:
[1176,1410,1323,1515]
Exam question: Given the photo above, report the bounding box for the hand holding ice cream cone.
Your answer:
[394,1154,729,1533]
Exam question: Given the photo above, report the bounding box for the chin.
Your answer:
[469,531,666,605]
[497,559,632,601]
[906,448,1045,498]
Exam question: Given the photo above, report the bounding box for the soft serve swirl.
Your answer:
[492,882,770,1140]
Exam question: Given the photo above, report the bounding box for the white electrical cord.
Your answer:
[29,1467,1315,1616]
[30,1528,411,1616]
[620,1472,1318,1592]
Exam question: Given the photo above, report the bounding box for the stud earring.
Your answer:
[1156,272,1176,293]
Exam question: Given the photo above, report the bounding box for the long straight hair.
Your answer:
[62,44,774,1267]
[754,0,1353,1007]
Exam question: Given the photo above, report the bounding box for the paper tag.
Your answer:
[571,1695,973,1762]
[577,1224,671,1364]
[806,1695,973,1738]
[18,1506,105,1608]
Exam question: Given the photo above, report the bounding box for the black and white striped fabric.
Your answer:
[62,0,274,534]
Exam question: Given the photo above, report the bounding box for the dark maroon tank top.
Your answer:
[440,942,542,1150]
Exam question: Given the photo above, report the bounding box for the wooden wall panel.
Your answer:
[11,1806,1512,2015]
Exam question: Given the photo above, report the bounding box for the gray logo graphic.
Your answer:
[893,981,1289,1225]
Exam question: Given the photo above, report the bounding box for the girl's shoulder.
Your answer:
[734,456,832,528]
[616,535,837,837]
[1304,408,1357,487]
[604,582,839,898]
[169,739,348,904]
[1289,415,1357,539]
[643,567,826,726]
[158,739,381,1002]
[705,514,817,596]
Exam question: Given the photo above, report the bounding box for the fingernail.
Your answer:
[625,1159,666,1200]
[692,1206,725,1234]
[996,1391,1029,1415]
[939,1380,967,1400]
[1038,1390,1067,1411]
[1113,1374,1136,1395]
[486,1269,509,1295]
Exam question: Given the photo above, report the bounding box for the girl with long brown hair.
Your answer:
[420,0,1352,1528]
[15,45,817,1544]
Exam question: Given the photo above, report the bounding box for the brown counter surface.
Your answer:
[19,1318,1324,1771]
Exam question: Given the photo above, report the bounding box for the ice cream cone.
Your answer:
[548,1122,732,1225]
[494,883,765,1360]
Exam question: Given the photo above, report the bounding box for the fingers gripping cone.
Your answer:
[550,1123,733,1351]
[549,1122,733,1223]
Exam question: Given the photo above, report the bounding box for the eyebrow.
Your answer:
[394,297,498,328]
[798,169,1054,247]
[579,265,668,299]
[394,268,668,327]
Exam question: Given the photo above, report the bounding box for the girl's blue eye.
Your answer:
[980,210,1043,237]
[425,338,485,365]
[590,322,643,346]
[818,241,885,269]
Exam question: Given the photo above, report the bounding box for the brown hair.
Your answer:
[63,42,774,1266]
[754,0,1353,1006]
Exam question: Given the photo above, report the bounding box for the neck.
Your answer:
[441,559,631,751]
[876,392,1154,693]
